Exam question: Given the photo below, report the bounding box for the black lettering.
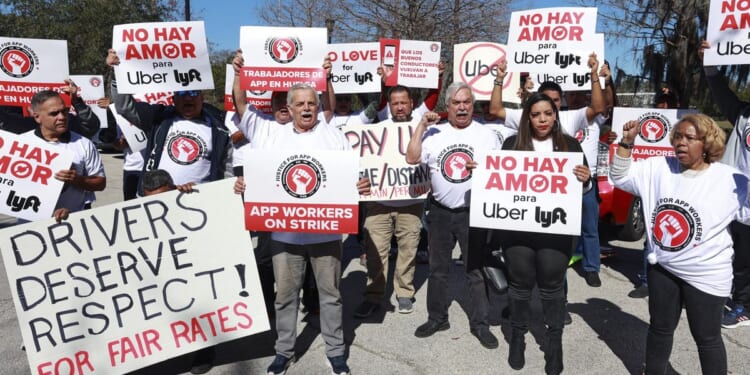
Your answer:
[56,308,84,344]
[90,210,119,245]
[143,200,175,238]
[177,192,207,231]
[67,263,95,298]
[48,222,82,257]
[11,230,46,266]
[195,268,224,299]
[163,278,192,312]
[169,237,192,270]
[81,302,109,335]
[138,284,162,320]
[44,268,67,304]
[112,293,134,328]
[29,317,55,352]
[117,251,143,284]
[138,242,164,276]
[16,276,46,311]
[93,255,117,292]
[122,204,149,243]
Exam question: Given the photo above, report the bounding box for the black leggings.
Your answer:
[646,265,726,375]
[505,245,570,301]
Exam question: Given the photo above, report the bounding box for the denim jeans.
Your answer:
[575,186,601,272]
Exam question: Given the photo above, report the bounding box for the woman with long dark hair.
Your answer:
[500,93,592,375]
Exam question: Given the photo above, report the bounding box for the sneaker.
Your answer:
[415,320,450,338]
[327,355,351,375]
[353,300,379,318]
[267,354,294,375]
[628,284,649,298]
[568,254,582,267]
[585,271,602,287]
[722,306,750,329]
[397,297,414,314]
[416,250,429,264]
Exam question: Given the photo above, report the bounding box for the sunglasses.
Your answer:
[174,91,201,97]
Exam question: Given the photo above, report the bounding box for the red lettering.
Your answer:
[217,305,237,333]
[170,319,190,348]
[36,351,93,375]
[124,43,197,60]
[234,302,254,329]
[721,0,750,12]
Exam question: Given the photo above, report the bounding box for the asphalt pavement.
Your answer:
[0,152,748,375]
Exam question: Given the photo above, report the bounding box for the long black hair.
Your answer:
[512,92,569,152]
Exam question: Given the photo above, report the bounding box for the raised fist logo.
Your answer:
[292,168,312,195]
[658,214,684,247]
[1,45,36,78]
[652,204,693,251]
[268,37,301,64]
[441,149,473,183]
[7,53,26,75]
[167,135,203,165]
[643,121,661,141]
[281,159,322,198]
[449,155,468,180]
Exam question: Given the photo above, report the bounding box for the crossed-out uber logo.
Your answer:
[651,198,703,252]
[276,155,326,198]
[0,42,38,78]
[265,36,302,64]
[437,144,473,183]
[637,112,671,144]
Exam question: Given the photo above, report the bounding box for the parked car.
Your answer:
[596,141,645,241]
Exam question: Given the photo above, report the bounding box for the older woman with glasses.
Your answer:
[611,113,750,374]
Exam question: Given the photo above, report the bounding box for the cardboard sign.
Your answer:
[610,107,697,162]
[70,75,107,128]
[340,122,430,201]
[452,42,519,102]
[528,33,606,92]
[0,37,69,109]
[243,149,359,233]
[0,179,270,374]
[239,26,327,92]
[380,38,441,89]
[327,43,380,94]
[470,150,583,235]
[0,129,73,221]
[705,0,750,66]
[112,21,215,94]
[108,103,147,153]
[506,7,598,73]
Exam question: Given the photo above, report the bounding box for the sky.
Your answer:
[189,0,639,74]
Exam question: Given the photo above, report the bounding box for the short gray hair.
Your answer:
[444,82,474,106]
[286,83,319,107]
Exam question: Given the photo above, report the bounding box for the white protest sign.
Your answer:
[112,21,215,94]
[453,42,519,102]
[239,26,328,91]
[609,107,696,161]
[224,63,272,127]
[243,149,359,233]
[327,43,380,93]
[70,75,107,128]
[108,103,147,153]
[705,0,750,65]
[470,150,583,235]
[380,38,441,89]
[0,129,73,221]
[133,91,174,105]
[0,179,270,374]
[506,7,598,73]
[341,122,430,201]
[528,33,606,92]
[0,37,69,109]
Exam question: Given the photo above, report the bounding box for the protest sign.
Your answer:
[506,7,598,73]
[112,21,215,94]
[380,38,441,89]
[705,0,750,65]
[0,37,69,110]
[470,150,583,235]
[133,91,174,106]
[341,122,430,201]
[610,107,696,162]
[452,42,519,103]
[0,179,270,374]
[224,64,273,130]
[239,26,328,92]
[108,103,147,153]
[243,150,359,233]
[327,43,380,93]
[0,129,73,221]
[528,33,606,92]
[70,75,107,128]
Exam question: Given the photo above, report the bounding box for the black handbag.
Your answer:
[482,248,508,294]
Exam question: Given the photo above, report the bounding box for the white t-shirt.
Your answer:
[478,117,518,146]
[157,119,213,185]
[574,114,605,174]
[330,110,371,129]
[421,121,502,209]
[505,107,590,137]
[612,156,750,296]
[532,137,554,152]
[24,130,105,213]
[254,121,352,245]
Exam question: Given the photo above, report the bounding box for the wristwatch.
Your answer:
[618,141,635,150]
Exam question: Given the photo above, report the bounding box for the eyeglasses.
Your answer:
[174,91,201,97]
[672,132,704,143]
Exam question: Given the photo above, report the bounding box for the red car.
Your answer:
[596,141,645,241]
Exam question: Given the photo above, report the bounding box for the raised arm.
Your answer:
[107,49,159,131]
[64,78,101,138]
[320,56,335,123]
[406,111,440,164]
[232,49,249,119]
[585,53,605,123]
[489,60,508,121]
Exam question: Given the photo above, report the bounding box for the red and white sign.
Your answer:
[0,129,74,221]
[341,122,431,201]
[112,21,215,94]
[70,75,107,128]
[452,42,519,102]
[0,37,69,109]
[705,0,750,66]
[470,150,583,235]
[380,38,441,89]
[0,179,269,374]
[133,91,174,106]
[239,26,327,92]
[109,103,147,153]
[223,64,272,130]
[243,149,359,233]
[328,43,380,94]
[528,33,606,92]
[507,7,598,73]
[610,107,697,162]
